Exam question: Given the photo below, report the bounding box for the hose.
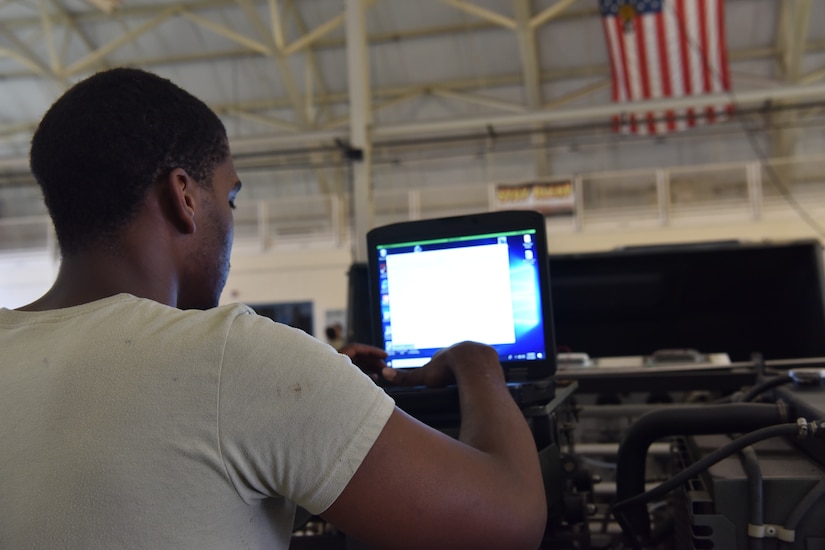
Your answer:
[738,445,763,550]
[614,422,803,546]
[614,403,786,542]
[778,479,825,550]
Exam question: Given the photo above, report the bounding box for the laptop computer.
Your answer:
[366,210,557,416]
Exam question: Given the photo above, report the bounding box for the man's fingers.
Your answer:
[340,342,388,360]
[382,366,453,387]
[382,367,421,386]
[382,367,402,383]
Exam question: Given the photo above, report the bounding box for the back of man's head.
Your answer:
[30,67,229,255]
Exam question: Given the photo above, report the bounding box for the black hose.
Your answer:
[613,422,800,546]
[715,374,794,404]
[739,375,794,402]
[614,403,785,542]
[738,446,763,550]
[778,479,825,550]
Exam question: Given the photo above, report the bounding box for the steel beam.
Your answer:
[37,0,60,74]
[373,82,825,139]
[284,1,341,194]
[781,0,811,82]
[267,0,286,51]
[220,108,301,132]
[542,79,610,109]
[48,0,106,69]
[85,0,119,14]
[323,89,425,130]
[180,8,269,55]
[0,25,67,88]
[0,46,46,76]
[772,0,812,159]
[284,0,332,126]
[64,7,178,75]
[530,0,581,30]
[284,0,377,57]
[437,0,517,30]
[800,65,825,85]
[227,82,825,152]
[237,0,309,124]
[345,0,374,262]
[514,0,549,176]
[429,87,527,113]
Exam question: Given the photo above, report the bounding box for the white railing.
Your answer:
[3,154,825,255]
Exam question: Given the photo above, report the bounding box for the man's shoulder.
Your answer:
[85,296,260,340]
[120,296,256,323]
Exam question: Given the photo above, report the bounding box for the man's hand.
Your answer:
[322,339,547,549]
[337,342,387,380]
[382,341,502,388]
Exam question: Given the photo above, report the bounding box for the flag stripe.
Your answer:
[714,0,734,117]
[616,16,639,131]
[697,0,716,122]
[603,13,632,132]
[643,15,667,133]
[664,3,688,131]
[677,0,697,127]
[655,13,677,131]
[600,0,732,134]
[635,15,656,133]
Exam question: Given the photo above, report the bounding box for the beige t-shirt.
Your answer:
[0,294,394,549]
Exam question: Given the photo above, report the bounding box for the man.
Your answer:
[0,68,546,549]
[325,322,346,350]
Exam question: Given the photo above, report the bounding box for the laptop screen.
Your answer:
[367,211,556,379]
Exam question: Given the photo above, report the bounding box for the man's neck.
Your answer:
[17,247,178,311]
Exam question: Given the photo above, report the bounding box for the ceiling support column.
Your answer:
[772,0,812,160]
[514,0,550,178]
[345,0,374,262]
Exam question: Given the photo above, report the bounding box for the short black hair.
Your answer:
[30,67,229,254]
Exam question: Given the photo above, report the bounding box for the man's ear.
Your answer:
[164,167,197,235]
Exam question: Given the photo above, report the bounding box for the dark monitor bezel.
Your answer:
[366,210,557,380]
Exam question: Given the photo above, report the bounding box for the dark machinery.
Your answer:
[324,240,825,550]
[515,361,822,550]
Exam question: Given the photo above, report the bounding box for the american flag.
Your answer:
[599,0,731,134]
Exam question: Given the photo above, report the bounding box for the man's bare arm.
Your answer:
[320,342,547,550]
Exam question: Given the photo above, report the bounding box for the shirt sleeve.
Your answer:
[215,310,395,514]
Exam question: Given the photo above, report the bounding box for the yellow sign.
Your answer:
[495,180,575,216]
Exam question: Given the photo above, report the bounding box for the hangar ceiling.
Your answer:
[0,0,824,200]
